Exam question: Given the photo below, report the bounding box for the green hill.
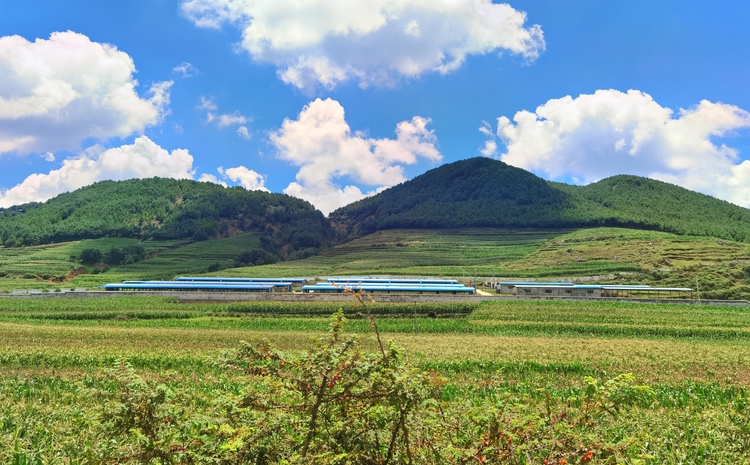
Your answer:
[330,157,750,242]
[558,175,750,241]
[0,178,335,258]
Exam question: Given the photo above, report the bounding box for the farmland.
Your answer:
[2,226,750,462]
[2,295,750,463]
[2,228,749,300]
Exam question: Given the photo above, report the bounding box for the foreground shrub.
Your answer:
[214,309,432,463]
[97,297,655,463]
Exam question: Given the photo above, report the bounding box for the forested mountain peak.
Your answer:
[331,157,750,242]
[0,178,335,256]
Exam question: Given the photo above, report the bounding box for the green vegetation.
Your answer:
[2,296,750,463]
[2,160,749,299]
[0,177,338,290]
[2,160,750,461]
[0,177,334,253]
[0,235,255,289]
[2,227,749,299]
[245,228,566,279]
[238,228,750,300]
[330,157,750,243]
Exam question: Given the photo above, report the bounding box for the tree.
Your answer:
[105,247,125,265]
[79,248,102,265]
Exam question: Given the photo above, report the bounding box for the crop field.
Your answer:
[0,234,261,291]
[71,233,263,289]
[240,228,749,285]
[2,228,749,300]
[2,295,750,463]
[248,229,569,279]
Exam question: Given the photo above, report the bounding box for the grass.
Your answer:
[224,228,750,299]
[2,296,750,462]
[2,226,750,462]
[2,227,749,300]
[0,233,263,291]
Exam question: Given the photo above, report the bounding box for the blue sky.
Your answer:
[1,0,749,214]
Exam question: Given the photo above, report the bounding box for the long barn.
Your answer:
[498,283,692,299]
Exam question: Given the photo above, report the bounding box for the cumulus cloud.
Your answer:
[198,173,227,186]
[482,89,750,207]
[220,166,268,191]
[270,98,441,214]
[0,136,194,207]
[478,121,497,156]
[0,31,171,156]
[198,166,268,191]
[180,0,544,92]
[199,96,252,138]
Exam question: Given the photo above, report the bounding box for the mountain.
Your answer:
[2,158,749,254]
[0,178,335,257]
[330,157,750,242]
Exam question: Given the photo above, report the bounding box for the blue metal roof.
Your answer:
[496,281,574,286]
[124,280,293,288]
[327,278,459,284]
[302,284,475,293]
[101,283,275,291]
[513,284,599,289]
[328,281,464,287]
[175,276,306,283]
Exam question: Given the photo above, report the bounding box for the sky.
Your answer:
[1,0,749,215]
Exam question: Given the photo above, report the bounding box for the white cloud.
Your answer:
[0,136,194,207]
[198,96,218,112]
[214,113,250,127]
[199,96,252,138]
[220,166,268,191]
[173,61,199,77]
[270,98,441,214]
[198,166,268,191]
[236,126,251,140]
[478,120,497,156]
[485,89,750,207]
[0,31,171,155]
[480,139,497,157]
[197,173,228,186]
[180,0,544,92]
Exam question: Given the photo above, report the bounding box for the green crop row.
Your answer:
[219,301,478,318]
[3,311,202,321]
[0,295,185,312]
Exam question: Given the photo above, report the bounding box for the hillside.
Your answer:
[330,157,750,242]
[0,178,335,258]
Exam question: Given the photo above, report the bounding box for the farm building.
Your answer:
[301,282,475,294]
[102,279,300,292]
[512,284,602,297]
[327,278,459,285]
[499,282,692,299]
[600,285,693,299]
[495,281,573,294]
[176,276,307,284]
[101,281,280,292]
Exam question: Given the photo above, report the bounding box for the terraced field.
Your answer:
[2,227,749,300]
[236,228,565,279]
[0,234,260,291]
